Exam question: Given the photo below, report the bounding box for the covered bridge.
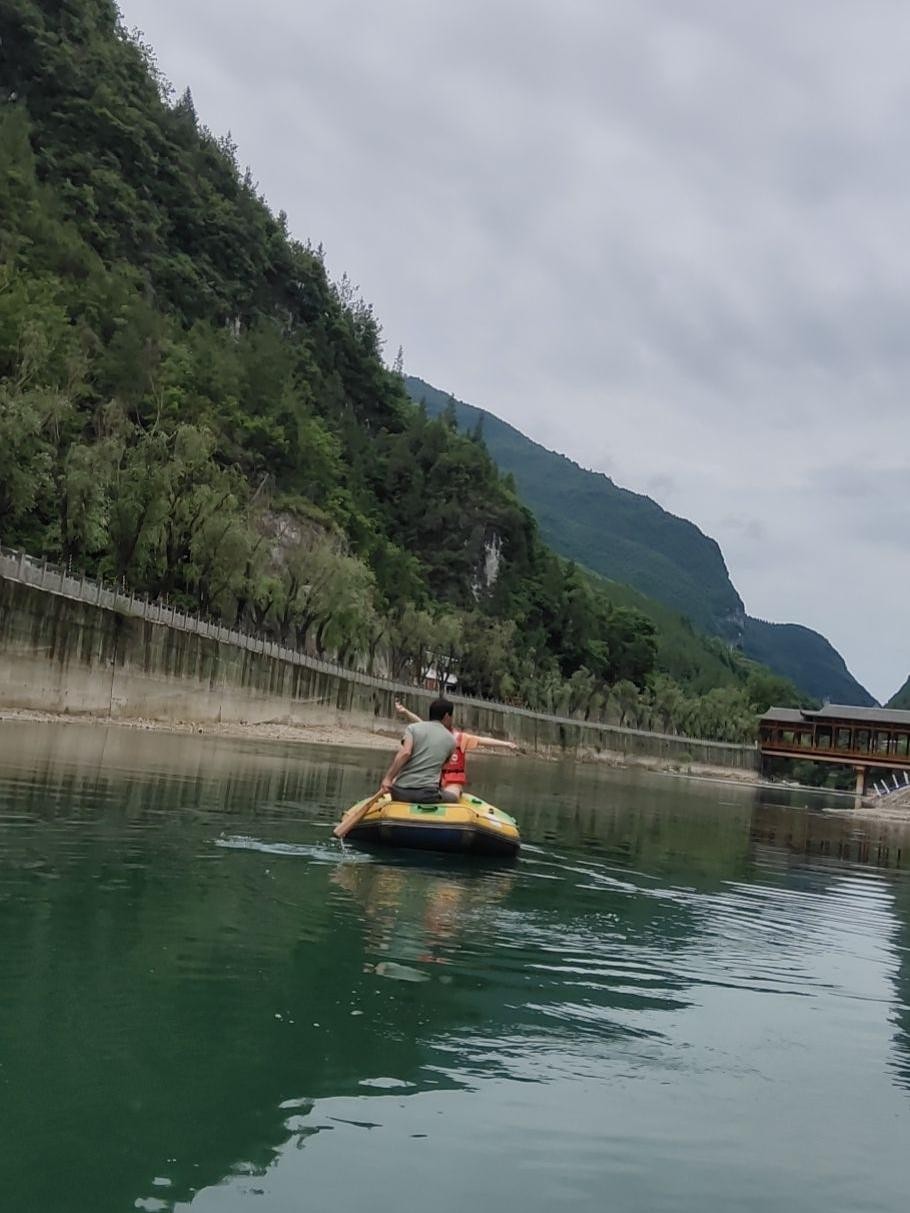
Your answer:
[759,704,910,794]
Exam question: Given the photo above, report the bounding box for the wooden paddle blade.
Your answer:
[333,791,387,839]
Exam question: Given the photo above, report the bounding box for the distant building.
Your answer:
[759,704,910,793]
[423,668,457,693]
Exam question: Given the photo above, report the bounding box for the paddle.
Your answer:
[333,789,389,839]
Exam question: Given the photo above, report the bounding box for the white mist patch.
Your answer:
[373,961,431,983]
[358,1077,417,1090]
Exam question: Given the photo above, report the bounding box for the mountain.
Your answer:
[406,377,745,641]
[407,376,875,707]
[578,577,771,697]
[888,678,910,710]
[742,620,876,708]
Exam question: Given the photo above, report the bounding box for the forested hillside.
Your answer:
[888,677,910,710]
[741,619,875,708]
[0,0,805,742]
[407,377,874,706]
[406,377,745,640]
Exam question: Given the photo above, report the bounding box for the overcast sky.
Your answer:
[122,0,910,702]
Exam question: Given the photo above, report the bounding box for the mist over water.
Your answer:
[0,722,908,1212]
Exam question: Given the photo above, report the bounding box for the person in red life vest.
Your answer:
[394,700,519,791]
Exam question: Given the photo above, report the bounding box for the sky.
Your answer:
[121,0,910,702]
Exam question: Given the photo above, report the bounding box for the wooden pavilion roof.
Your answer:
[761,704,910,727]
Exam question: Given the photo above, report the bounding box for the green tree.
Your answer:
[612,680,641,729]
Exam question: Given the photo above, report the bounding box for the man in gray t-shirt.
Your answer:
[379,698,460,804]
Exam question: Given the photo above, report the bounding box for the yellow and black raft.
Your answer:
[337,793,520,858]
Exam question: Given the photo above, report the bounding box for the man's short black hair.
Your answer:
[428,697,454,721]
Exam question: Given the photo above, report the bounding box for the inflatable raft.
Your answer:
[340,793,520,858]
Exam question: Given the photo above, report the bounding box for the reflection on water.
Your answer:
[330,857,516,971]
[1,723,910,1212]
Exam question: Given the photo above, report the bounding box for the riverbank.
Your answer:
[8,709,910,821]
[0,572,759,775]
[0,707,395,752]
[0,706,760,784]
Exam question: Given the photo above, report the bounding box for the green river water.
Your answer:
[1,721,909,1213]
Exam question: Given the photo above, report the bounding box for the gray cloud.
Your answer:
[123,0,910,700]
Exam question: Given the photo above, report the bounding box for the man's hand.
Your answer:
[380,778,393,794]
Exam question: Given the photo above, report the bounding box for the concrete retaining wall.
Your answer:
[0,574,759,770]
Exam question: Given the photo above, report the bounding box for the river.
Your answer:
[1,721,909,1212]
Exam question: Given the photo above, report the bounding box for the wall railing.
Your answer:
[0,544,757,760]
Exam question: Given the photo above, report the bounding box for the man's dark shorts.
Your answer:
[391,783,460,804]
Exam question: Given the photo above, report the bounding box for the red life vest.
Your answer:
[441,732,467,785]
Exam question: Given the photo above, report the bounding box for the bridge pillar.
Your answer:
[854,766,868,797]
